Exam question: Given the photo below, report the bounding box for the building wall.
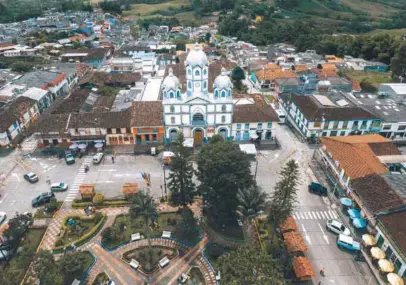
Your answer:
[380,122,406,141]
[231,122,274,141]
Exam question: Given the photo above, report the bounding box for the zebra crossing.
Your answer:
[293,210,338,220]
[65,157,92,203]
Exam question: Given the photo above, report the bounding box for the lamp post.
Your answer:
[162,164,167,200]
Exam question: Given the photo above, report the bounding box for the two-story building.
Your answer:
[21,87,53,114]
[278,92,381,140]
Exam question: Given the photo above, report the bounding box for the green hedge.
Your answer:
[72,200,130,209]
[53,213,107,253]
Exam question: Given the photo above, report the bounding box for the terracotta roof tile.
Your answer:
[293,256,315,279]
[321,135,394,179]
[378,211,406,256]
[256,69,296,81]
[131,101,163,127]
[283,231,307,253]
[351,80,362,92]
[233,103,279,123]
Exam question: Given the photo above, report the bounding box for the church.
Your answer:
[162,44,234,145]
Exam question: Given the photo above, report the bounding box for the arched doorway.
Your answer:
[169,129,178,142]
[192,113,204,124]
[194,128,204,146]
[218,128,228,139]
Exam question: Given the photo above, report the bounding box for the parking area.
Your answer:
[0,154,167,221]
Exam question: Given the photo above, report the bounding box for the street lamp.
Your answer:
[162,164,167,200]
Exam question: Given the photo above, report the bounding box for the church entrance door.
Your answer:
[194,129,203,146]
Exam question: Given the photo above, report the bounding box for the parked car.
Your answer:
[50,183,68,192]
[32,192,55,207]
[65,153,75,165]
[337,234,361,252]
[24,172,39,183]
[0,212,6,225]
[326,219,351,236]
[92,153,104,164]
[308,182,327,196]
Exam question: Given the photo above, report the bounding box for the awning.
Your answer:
[362,234,377,246]
[239,144,257,155]
[353,218,367,229]
[378,259,395,273]
[340,197,353,207]
[371,247,385,259]
[387,273,404,285]
[347,209,361,219]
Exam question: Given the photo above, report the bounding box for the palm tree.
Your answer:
[130,191,158,262]
[236,186,268,242]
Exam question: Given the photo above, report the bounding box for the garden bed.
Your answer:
[205,216,245,241]
[92,272,109,285]
[122,246,177,274]
[33,201,63,218]
[102,212,182,249]
[72,198,130,209]
[186,267,205,285]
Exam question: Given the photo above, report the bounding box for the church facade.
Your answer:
[162,44,234,145]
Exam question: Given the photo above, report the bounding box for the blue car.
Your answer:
[337,234,361,252]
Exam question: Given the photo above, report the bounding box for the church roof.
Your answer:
[185,43,208,67]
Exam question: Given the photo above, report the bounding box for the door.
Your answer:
[194,129,203,146]
[219,128,227,139]
[169,130,178,142]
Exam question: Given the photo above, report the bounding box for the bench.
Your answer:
[162,231,171,238]
[131,233,141,241]
[129,259,139,269]
[159,256,170,268]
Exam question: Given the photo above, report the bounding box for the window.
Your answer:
[361,120,368,128]
[342,121,348,129]
[267,122,272,128]
[163,91,167,97]
[195,70,200,76]
[323,122,329,129]
[383,125,391,130]
[221,104,226,112]
[340,131,346,136]
[214,90,219,98]
[228,90,231,97]
[371,120,381,128]
[314,122,321,128]
[107,128,112,134]
[322,132,327,137]
[177,91,181,98]
[258,123,262,130]
[188,82,192,89]
[171,116,175,124]
[193,113,204,122]
[331,131,338,136]
[203,69,207,75]
[221,91,226,97]
[126,128,131,134]
[170,91,174,99]
[145,134,150,141]
[333,121,339,129]
[116,128,121,134]
[221,115,226,123]
[188,69,191,75]
[152,134,157,141]
[74,128,79,134]
[398,125,406,131]
[245,123,249,129]
[170,106,175,113]
[203,81,207,89]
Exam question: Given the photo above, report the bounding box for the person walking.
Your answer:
[320,267,325,277]
[112,156,115,164]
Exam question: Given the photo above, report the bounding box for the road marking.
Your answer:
[299,212,305,219]
[12,173,20,182]
[301,224,311,245]
[328,211,335,219]
[293,213,300,220]
[303,212,308,219]
[308,212,314,219]
[330,211,338,219]
[315,212,322,219]
[318,222,330,244]
[0,193,9,204]
[320,211,327,219]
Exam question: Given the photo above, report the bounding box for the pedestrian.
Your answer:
[318,281,322,285]
[112,156,115,163]
[46,176,51,185]
[320,267,325,276]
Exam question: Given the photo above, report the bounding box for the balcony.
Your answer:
[191,120,208,126]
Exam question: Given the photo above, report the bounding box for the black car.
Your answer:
[308,182,328,196]
[32,192,54,207]
[24,172,39,183]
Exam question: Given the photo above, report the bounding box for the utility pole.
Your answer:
[162,164,167,200]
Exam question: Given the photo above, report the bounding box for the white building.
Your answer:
[162,44,233,145]
[379,84,406,104]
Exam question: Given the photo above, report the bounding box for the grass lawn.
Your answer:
[123,246,177,273]
[103,213,182,248]
[92,272,109,285]
[123,0,190,16]
[33,201,63,218]
[342,70,396,91]
[187,267,205,285]
[60,218,99,245]
[204,243,229,269]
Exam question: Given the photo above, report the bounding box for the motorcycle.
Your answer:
[354,252,365,262]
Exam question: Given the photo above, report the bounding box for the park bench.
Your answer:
[131,233,141,241]
[162,231,171,238]
[159,256,170,268]
[129,259,139,269]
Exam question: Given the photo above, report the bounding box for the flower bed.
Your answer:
[53,212,106,253]
[91,272,110,285]
[72,198,130,209]
[33,201,64,218]
[122,246,177,274]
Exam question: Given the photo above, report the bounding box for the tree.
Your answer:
[176,206,200,242]
[10,62,34,73]
[33,250,63,285]
[217,246,287,285]
[197,140,253,221]
[99,0,122,14]
[231,66,246,91]
[391,43,406,81]
[130,191,158,262]
[205,32,211,43]
[236,186,268,221]
[59,252,88,281]
[92,193,105,205]
[268,160,300,238]
[167,133,196,206]
[4,213,33,250]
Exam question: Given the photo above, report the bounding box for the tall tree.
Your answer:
[176,206,200,242]
[130,191,158,262]
[231,66,246,91]
[236,185,268,221]
[197,140,253,221]
[268,160,300,238]
[167,133,196,206]
[59,252,88,281]
[217,246,287,285]
[391,43,406,82]
[33,250,63,285]
[4,213,33,250]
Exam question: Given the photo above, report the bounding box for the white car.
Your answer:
[0,212,6,225]
[50,183,68,192]
[92,153,104,164]
[326,219,351,236]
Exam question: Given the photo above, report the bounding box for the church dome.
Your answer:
[162,68,180,91]
[186,43,208,67]
[214,68,233,90]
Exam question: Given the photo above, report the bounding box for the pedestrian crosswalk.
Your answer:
[293,210,338,220]
[65,157,92,203]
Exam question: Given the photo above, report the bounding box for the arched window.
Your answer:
[171,116,175,124]
[214,90,219,98]
[188,81,192,89]
[203,69,207,75]
[203,81,207,89]
[176,91,181,98]
[228,89,231,97]
[188,69,191,75]
[192,113,204,122]
[170,106,175,113]
[221,90,226,98]
[170,91,174,98]
[163,90,167,97]
[221,115,226,123]
[195,69,200,76]
[221,104,226,112]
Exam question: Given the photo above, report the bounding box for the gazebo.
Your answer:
[79,184,95,200]
[122,183,139,199]
[280,216,298,233]
[283,231,308,254]
[293,256,315,281]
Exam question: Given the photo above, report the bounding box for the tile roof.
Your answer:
[321,135,394,179]
[351,80,362,92]
[279,93,377,121]
[351,174,405,214]
[131,101,163,127]
[0,96,37,131]
[378,211,406,256]
[233,103,279,123]
[256,69,296,81]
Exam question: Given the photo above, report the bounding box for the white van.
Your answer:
[92,153,104,164]
[275,109,286,124]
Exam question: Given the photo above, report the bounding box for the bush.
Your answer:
[45,197,59,213]
[94,212,103,223]
[92,193,105,205]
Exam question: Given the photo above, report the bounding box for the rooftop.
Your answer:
[381,83,406,95]
[378,211,406,257]
[233,103,279,123]
[13,70,63,89]
[0,96,37,131]
[131,101,163,127]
